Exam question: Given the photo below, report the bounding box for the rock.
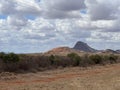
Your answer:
[73,41,97,52]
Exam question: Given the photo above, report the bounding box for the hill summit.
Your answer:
[46,41,120,54]
[73,41,97,52]
[44,47,81,55]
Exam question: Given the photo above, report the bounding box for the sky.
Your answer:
[0,0,120,53]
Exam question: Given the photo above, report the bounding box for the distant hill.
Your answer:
[45,41,120,55]
[101,49,118,54]
[73,41,97,52]
[116,50,120,53]
[45,47,82,55]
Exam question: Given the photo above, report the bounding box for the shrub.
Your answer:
[80,54,94,67]
[49,55,55,65]
[37,56,51,68]
[0,51,119,73]
[49,55,62,67]
[73,55,81,66]
[108,54,118,63]
[67,53,78,59]
[89,54,102,64]
[58,56,72,67]
[0,53,20,72]
[2,53,20,63]
[67,53,81,66]
[0,52,5,59]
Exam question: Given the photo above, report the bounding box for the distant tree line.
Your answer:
[0,52,119,73]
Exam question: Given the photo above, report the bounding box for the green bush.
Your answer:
[74,55,81,66]
[49,55,62,67]
[89,54,102,64]
[3,53,20,63]
[49,55,55,65]
[80,54,94,67]
[67,53,81,66]
[108,54,118,63]
[0,52,5,59]
[67,53,78,59]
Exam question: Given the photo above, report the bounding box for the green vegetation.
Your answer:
[89,54,102,64]
[0,52,20,63]
[4,53,20,63]
[0,52,119,73]
[49,55,55,65]
[67,53,81,66]
[108,54,118,63]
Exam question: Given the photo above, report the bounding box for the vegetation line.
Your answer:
[0,52,120,73]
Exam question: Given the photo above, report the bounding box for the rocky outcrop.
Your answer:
[73,41,97,52]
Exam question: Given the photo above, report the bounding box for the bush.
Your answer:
[67,53,81,66]
[0,52,5,59]
[80,54,94,67]
[0,51,119,73]
[37,56,51,68]
[0,53,20,72]
[49,55,62,67]
[108,54,118,63]
[2,53,20,63]
[49,55,55,65]
[89,54,103,64]
[67,53,78,59]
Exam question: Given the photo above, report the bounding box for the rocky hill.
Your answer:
[104,49,117,53]
[116,50,120,53]
[73,41,97,52]
[45,41,120,55]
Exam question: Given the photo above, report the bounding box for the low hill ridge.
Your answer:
[45,41,120,55]
[45,47,81,55]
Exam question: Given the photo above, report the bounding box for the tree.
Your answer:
[67,53,81,66]
[89,54,102,64]
[49,55,55,65]
[0,52,5,59]
[3,53,20,63]
[108,54,118,63]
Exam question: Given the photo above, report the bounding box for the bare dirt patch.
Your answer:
[0,64,120,90]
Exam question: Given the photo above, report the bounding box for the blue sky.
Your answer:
[0,0,120,53]
[0,15,7,19]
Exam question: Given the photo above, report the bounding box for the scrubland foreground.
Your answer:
[0,52,120,72]
[0,52,120,90]
[0,63,120,90]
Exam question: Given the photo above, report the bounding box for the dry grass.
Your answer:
[0,63,120,90]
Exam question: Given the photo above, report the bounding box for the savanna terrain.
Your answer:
[0,63,120,90]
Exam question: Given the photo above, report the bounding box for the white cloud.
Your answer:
[41,0,86,19]
[85,0,119,20]
[87,31,120,42]
[0,0,120,53]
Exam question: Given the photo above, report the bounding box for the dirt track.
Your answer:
[0,63,120,90]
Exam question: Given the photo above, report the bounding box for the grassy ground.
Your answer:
[0,63,120,90]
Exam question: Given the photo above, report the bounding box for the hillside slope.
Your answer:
[45,47,82,55]
[73,41,97,52]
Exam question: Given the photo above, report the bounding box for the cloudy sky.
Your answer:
[0,0,120,53]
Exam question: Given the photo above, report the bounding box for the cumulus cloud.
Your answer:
[85,0,119,20]
[87,31,120,43]
[0,0,42,29]
[7,15,27,29]
[0,0,41,15]
[103,19,120,32]
[41,0,86,19]
[0,0,120,53]
[45,0,86,11]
